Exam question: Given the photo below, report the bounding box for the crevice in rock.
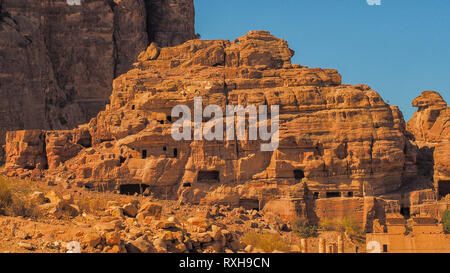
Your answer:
[142,0,154,45]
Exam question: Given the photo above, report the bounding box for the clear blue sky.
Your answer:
[194,0,449,120]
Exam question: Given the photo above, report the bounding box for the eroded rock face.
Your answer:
[407,91,448,144]
[0,0,195,158]
[5,130,47,171]
[5,32,418,210]
[407,91,449,198]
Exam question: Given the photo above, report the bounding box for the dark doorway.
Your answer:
[167,116,172,122]
[313,192,319,199]
[294,170,305,180]
[173,148,178,158]
[119,156,126,166]
[240,199,260,211]
[197,171,220,183]
[119,184,150,195]
[383,245,388,253]
[438,180,450,199]
[131,105,135,110]
[142,149,147,159]
[348,192,354,197]
[400,207,411,218]
[163,146,167,151]
[326,192,341,198]
[76,135,92,148]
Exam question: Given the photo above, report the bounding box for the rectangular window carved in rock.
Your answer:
[294,169,305,180]
[326,192,341,198]
[197,171,220,183]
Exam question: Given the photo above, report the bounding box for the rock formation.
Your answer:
[0,0,196,161]
[6,31,440,230]
[407,91,449,199]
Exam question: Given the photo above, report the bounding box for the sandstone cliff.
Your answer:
[0,0,195,159]
[4,30,450,232]
[407,91,449,199]
[4,31,420,213]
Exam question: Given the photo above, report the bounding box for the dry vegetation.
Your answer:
[241,232,291,253]
[319,217,365,245]
[291,217,318,238]
[444,210,450,234]
[0,176,43,219]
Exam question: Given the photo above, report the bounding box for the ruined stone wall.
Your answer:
[367,228,450,253]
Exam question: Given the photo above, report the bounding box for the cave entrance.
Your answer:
[77,136,92,148]
[142,149,147,159]
[240,199,260,211]
[438,180,450,199]
[326,192,341,198]
[400,207,411,219]
[293,169,305,180]
[119,184,150,196]
[197,171,220,183]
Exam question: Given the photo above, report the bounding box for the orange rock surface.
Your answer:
[4,31,433,226]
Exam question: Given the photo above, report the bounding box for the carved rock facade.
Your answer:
[8,31,446,229]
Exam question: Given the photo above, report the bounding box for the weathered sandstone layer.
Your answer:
[0,0,195,160]
[407,91,449,199]
[6,31,440,230]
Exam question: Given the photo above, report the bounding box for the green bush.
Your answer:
[337,217,364,237]
[319,217,363,236]
[319,217,365,246]
[443,210,450,234]
[292,217,318,238]
[241,232,291,253]
[319,218,337,231]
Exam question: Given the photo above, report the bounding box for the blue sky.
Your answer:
[194,0,449,120]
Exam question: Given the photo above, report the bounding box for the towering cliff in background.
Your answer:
[0,0,195,161]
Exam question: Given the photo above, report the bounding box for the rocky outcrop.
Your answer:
[0,0,196,158]
[407,91,448,144]
[407,91,449,198]
[5,31,419,214]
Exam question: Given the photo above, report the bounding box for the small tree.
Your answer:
[443,210,450,234]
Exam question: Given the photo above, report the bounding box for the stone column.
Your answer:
[319,238,326,253]
[301,239,308,253]
[332,243,338,253]
[326,244,334,253]
[338,235,344,253]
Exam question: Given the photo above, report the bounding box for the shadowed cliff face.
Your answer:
[0,0,195,157]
